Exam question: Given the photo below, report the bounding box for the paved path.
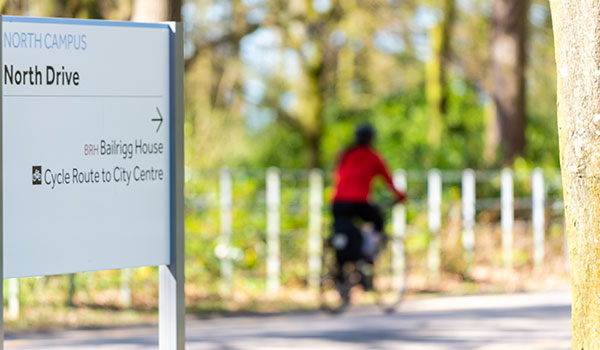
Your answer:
[6,289,571,350]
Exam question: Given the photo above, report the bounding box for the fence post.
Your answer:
[121,268,132,308]
[462,169,476,272]
[6,279,18,320]
[266,168,281,296]
[67,274,76,307]
[307,169,323,291]
[219,168,234,297]
[501,168,514,271]
[532,168,545,268]
[392,170,407,291]
[427,169,442,282]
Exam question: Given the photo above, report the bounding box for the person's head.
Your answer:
[354,123,376,146]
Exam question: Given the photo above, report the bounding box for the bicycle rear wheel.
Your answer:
[319,269,350,313]
[319,245,359,314]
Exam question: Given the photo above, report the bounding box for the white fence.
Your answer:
[189,167,564,298]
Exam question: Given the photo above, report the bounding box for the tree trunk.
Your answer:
[490,0,528,165]
[426,0,455,148]
[307,133,322,170]
[131,0,181,22]
[549,1,600,348]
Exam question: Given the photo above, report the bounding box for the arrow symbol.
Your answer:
[152,107,163,133]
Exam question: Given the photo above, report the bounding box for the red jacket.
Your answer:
[333,146,405,203]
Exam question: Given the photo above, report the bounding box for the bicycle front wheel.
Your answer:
[373,239,408,314]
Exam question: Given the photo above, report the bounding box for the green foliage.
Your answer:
[525,109,560,168]
[244,126,308,169]
[319,78,486,171]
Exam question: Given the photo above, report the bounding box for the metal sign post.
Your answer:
[159,22,185,350]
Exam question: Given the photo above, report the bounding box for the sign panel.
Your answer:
[2,16,172,278]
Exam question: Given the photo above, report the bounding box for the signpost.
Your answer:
[0,16,184,349]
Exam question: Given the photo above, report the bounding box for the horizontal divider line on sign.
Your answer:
[4,94,164,98]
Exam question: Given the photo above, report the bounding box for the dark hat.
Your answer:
[355,122,376,146]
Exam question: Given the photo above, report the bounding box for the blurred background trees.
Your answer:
[490,0,528,165]
[178,0,557,171]
[0,0,558,171]
[0,0,566,321]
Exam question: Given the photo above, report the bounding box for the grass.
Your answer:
[3,218,570,332]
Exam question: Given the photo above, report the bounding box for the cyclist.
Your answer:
[330,122,406,275]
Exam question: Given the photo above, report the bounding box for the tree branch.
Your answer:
[275,105,308,135]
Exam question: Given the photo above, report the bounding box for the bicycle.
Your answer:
[319,216,408,314]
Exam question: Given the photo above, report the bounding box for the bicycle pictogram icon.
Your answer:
[32,166,42,185]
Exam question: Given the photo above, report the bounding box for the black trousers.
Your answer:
[331,202,383,264]
[332,202,384,232]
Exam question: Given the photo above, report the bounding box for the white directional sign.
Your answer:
[2,16,172,278]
